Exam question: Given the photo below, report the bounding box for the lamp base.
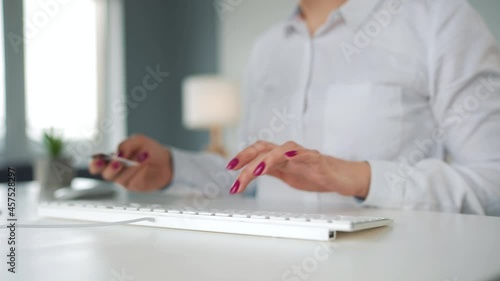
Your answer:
[206,143,227,158]
[207,126,227,158]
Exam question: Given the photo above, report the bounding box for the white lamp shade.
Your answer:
[182,75,240,129]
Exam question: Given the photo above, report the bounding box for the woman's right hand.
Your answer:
[89,135,173,192]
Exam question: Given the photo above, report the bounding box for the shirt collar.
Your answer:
[339,0,383,30]
[284,0,383,35]
[284,7,305,35]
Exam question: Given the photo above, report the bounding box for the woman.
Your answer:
[90,0,500,216]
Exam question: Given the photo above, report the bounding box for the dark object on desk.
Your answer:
[53,178,116,200]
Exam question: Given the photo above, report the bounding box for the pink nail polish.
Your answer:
[226,158,239,170]
[111,162,120,170]
[230,180,240,194]
[285,150,298,157]
[95,159,105,167]
[253,162,265,176]
[137,152,149,162]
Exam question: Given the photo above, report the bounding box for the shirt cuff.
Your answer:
[361,160,404,208]
[169,147,195,186]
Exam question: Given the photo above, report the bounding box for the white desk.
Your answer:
[1,182,500,281]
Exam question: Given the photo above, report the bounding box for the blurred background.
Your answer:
[0,0,499,183]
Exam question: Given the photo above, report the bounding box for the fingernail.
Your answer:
[111,162,121,170]
[230,180,240,194]
[117,151,124,157]
[137,152,149,162]
[95,159,105,167]
[226,158,239,170]
[253,162,265,176]
[285,150,298,157]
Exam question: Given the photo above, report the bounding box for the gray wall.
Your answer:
[219,0,294,81]
[469,0,500,43]
[3,0,28,164]
[124,0,218,150]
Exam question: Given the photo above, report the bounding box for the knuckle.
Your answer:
[132,134,146,142]
[246,147,258,157]
[311,150,322,161]
[311,149,320,154]
[88,164,97,174]
[238,169,253,183]
[245,146,259,157]
[254,140,269,149]
[101,168,116,181]
[101,173,113,181]
[117,140,128,151]
[284,140,297,146]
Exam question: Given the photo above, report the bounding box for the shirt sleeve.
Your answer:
[362,0,500,216]
[169,147,238,195]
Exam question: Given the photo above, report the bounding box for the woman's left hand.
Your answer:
[226,140,371,198]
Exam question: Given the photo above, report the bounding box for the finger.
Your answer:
[114,165,144,188]
[283,149,328,189]
[284,148,322,164]
[230,141,302,194]
[89,157,107,175]
[127,165,159,192]
[225,140,275,171]
[101,161,124,181]
[252,141,304,176]
[229,153,266,194]
[283,149,335,192]
[116,134,149,161]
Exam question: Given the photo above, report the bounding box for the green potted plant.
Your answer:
[34,128,75,191]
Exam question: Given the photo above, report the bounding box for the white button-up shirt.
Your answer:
[171,0,500,216]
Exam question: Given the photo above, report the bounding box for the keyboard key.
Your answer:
[198,211,215,216]
[307,215,332,223]
[215,211,231,217]
[181,208,198,215]
[269,215,288,220]
[232,211,250,218]
[250,212,269,219]
[289,215,309,222]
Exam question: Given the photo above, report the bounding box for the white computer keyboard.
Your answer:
[38,201,393,241]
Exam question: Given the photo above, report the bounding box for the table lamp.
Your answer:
[182,75,239,157]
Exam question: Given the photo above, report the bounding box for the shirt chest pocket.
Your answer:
[323,84,403,160]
